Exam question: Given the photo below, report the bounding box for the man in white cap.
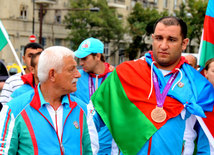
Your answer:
[74,37,118,154]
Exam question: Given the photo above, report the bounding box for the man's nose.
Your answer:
[75,69,81,78]
[160,39,169,50]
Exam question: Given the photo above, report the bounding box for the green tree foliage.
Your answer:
[64,0,125,52]
[175,0,208,52]
[127,3,168,60]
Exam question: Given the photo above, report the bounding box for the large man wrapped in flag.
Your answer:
[89,16,214,154]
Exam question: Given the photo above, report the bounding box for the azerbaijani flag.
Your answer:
[91,60,184,154]
[198,0,214,67]
[0,20,8,51]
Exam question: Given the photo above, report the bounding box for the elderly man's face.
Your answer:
[55,56,81,94]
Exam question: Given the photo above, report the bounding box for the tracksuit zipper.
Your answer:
[55,110,64,155]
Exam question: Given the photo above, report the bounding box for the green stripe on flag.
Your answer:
[199,41,214,67]
[0,21,8,51]
[91,70,157,155]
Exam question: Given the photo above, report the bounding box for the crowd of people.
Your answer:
[0,16,214,155]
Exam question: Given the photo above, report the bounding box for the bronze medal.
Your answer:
[151,106,167,123]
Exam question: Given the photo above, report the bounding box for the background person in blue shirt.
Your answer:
[74,37,119,154]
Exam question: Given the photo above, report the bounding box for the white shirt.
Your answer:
[46,104,63,141]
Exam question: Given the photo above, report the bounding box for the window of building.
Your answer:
[118,14,123,20]
[55,38,62,46]
[119,44,125,63]
[154,0,158,7]
[114,0,125,3]
[20,5,27,19]
[143,1,148,8]
[55,10,61,23]
[174,0,178,9]
[104,43,110,57]
[42,37,46,47]
[119,55,124,64]
[70,41,74,51]
[163,0,168,8]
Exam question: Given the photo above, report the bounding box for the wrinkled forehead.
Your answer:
[62,56,77,67]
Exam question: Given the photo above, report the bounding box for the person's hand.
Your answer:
[109,65,115,71]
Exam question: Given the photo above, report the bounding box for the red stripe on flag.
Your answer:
[203,15,214,44]
[21,110,38,155]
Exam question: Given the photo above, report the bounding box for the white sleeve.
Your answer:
[0,81,13,105]
[182,114,197,155]
[87,101,99,155]
[0,74,23,105]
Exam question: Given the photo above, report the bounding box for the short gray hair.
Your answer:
[38,46,74,83]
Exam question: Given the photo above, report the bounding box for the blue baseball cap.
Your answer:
[74,37,104,58]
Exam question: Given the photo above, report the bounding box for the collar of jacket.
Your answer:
[21,73,35,88]
[89,62,111,78]
[30,86,77,110]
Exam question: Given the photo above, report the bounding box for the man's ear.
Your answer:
[204,69,208,79]
[152,34,154,40]
[182,38,189,51]
[49,69,56,82]
[96,53,101,61]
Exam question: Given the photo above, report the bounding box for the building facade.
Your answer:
[0,0,70,66]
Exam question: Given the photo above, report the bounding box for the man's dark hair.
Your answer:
[153,16,188,39]
[30,52,42,68]
[23,43,44,56]
[91,53,105,62]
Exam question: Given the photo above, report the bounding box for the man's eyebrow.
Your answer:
[28,53,34,56]
[168,36,178,39]
[153,34,162,37]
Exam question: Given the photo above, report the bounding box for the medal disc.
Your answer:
[151,107,167,123]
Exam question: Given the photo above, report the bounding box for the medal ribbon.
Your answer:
[89,74,108,98]
[153,71,178,108]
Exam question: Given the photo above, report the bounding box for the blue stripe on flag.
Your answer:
[206,0,214,17]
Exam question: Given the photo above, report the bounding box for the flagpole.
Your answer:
[0,21,25,74]
[198,29,204,65]
[196,116,214,148]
